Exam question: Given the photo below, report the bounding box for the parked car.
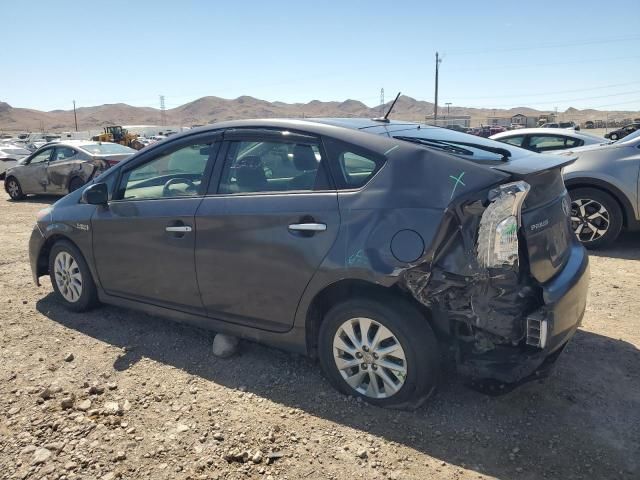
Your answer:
[490,128,606,153]
[0,145,31,179]
[540,122,559,128]
[604,122,640,141]
[28,119,589,408]
[4,141,135,200]
[557,129,640,248]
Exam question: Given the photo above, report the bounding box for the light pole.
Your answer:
[445,102,451,115]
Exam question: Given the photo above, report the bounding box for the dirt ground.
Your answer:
[0,186,638,480]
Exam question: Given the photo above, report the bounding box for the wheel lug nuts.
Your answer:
[362,363,368,369]
[372,365,378,370]
[373,353,378,359]
[355,352,363,358]
[362,346,369,352]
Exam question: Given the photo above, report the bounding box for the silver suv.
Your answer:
[560,129,640,248]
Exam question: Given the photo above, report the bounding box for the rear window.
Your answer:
[389,126,520,162]
[322,137,385,189]
[80,143,136,155]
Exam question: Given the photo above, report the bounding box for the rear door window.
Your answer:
[217,140,329,194]
[528,135,581,152]
[51,147,78,162]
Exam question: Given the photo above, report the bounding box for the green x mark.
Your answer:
[449,171,466,199]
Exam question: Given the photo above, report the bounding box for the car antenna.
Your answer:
[373,91,401,123]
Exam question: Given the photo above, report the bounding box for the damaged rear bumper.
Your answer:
[458,243,589,384]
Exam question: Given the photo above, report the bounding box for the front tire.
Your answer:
[569,187,623,249]
[49,240,99,312]
[5,177,25,200]
[318,297,440,409]
[609,132,619,141]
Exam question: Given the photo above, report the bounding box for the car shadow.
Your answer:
[3,195,59,205]
[36,293,639,479]
[589,231,640,261]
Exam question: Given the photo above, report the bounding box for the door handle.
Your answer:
[288,223,327,232]
[165,225,192,233]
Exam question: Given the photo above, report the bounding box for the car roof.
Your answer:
[169,118,419,156]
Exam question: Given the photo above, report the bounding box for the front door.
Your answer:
[21,147,53,193]
[91,134,220,313]
[195,130,339,332]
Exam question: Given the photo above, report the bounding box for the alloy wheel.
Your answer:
[332,317,407,399]
[7,180,19,198]
[54,251,83,303]
[571,198,610,243]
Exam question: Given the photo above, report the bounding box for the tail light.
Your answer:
[107,159,120,167]
[476,181,530,268]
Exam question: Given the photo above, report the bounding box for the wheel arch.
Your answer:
[565,177,638,229]
[36,234,83,278]
[303,278,434,358]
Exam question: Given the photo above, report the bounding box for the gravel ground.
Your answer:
[0,187,638,480]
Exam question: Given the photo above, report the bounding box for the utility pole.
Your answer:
[445,102,451,115]
[434,52,442,125]
[73,100,78,132]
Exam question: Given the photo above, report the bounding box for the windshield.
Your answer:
[388,126,528,162]
[80,143,136,155]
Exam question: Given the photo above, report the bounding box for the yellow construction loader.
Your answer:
[93,126,144,150]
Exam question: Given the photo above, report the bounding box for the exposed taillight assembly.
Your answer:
[476,181,530,269]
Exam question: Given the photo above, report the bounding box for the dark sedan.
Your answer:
[28,119,589,408]
[605,122,640,141]
[4,141,136,200]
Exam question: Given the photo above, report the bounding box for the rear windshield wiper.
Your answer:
[394,136,474,156]
[394,136,511,161]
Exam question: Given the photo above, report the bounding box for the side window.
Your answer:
[501,135,525,147]
[565,138,583,148]
[51,147,77,162]
[322,137,385,189]
[218,140,325,194]
[29,149,52,165]
[528,135,567,152]
[117,142,213,200]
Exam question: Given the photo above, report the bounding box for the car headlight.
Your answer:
[476,181,530,268]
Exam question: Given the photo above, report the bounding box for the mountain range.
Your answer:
[1,95,638,132]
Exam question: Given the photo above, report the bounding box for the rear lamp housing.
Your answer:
[476,181,530,269]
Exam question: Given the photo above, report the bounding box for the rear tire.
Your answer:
[5,177,25,200]
[569,187,623,249]
[318,297,440,409]
[68,177,85,193]
[609,133,619,141]
[49,240,99,312]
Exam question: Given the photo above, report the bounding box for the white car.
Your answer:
[490,128,607,153]
[0,145,31,179]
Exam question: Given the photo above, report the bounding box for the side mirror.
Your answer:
[82,182,109,205]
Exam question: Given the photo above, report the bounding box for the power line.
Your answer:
[463,90,640,109]
[448,81,640,101]
[447,34,640,56]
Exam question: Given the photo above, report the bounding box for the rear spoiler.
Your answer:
[491,152,577,176]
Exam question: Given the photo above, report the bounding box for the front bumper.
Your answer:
[458,242,589,384]
[29,224,46,286]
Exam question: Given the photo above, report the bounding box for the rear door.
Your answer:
[194,129,339,332]
[20,147,53,193]
[47,146,81,193]
[91,133,221,313]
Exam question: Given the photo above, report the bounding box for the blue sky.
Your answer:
[2,0,639,112]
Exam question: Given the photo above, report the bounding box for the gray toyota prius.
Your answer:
[29,118,589,408]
